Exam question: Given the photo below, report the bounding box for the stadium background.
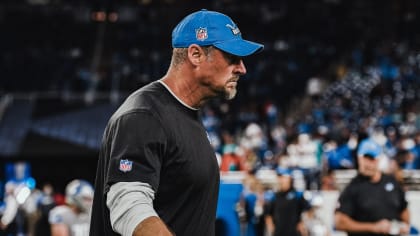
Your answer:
[0,0,419,235]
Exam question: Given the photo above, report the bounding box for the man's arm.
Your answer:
[400,208,409,225]
[398,208,410,235]
[264,215,274,236]
[334,211,391,234]
[0,194,19,229]
[107,182,172,236]
[132,216,173,236]
[297,220,308,236]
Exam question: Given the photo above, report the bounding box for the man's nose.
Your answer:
[234,60,247,75]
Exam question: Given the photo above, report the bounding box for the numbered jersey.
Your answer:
[48,205,90,236]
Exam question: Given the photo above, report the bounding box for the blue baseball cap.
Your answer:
[357,139,382,159]
[172,9,264,57]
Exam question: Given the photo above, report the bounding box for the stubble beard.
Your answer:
[224,78,238,100]
[225,87,237,100]
[360,165,376,177]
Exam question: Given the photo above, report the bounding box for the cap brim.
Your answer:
[213,39,264,57]
[362,153,377,159]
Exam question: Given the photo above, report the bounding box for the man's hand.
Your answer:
[372,219,391,234]
[0,221,7,230]
[398,222,410,235]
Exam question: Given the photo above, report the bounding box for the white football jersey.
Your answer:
[48,205,90,236]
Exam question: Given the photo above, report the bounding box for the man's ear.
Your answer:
[187,44,204,66]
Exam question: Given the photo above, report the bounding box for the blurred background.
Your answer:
[0,0,419,235]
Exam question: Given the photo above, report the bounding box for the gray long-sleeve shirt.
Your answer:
[106,182,158,236]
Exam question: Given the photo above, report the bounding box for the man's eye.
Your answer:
[225,54,241,65]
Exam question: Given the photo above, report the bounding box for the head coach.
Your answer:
[89,9,263,236]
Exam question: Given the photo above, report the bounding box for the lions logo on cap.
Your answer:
[226,24,241,35]
[196,27,208,41]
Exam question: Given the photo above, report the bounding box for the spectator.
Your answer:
[48,179,93,236]
[287,133,320,190]
[397,136,418,170]
[220,144,245,172]
[389,150,409,188]
[320,169,337,191]
[240,123,269,166]
[413,132,420,169]
[238,172,265,236]
[301,194,331,236]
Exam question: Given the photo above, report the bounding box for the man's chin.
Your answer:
[224,89,237,100]
[224,94,234,100]
[360,171,375,178]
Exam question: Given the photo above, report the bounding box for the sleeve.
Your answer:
[48,206,73,225]
[106,111,167,191]
[0,195,18,226]
[336,184,355,217]
[106,181,158,236]
[396,179,408,212]
[264,197,274,217]
[299,192,310,213]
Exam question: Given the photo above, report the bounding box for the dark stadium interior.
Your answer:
[0,0,419,197]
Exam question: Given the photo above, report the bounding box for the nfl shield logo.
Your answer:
[119,159,133,172]
[196,27,208,41]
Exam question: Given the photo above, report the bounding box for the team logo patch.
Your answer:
[226,24,241,35]
[385,182,394,192]
[119,159,133,172]
[196,27,208,41]
[286,192,295,200]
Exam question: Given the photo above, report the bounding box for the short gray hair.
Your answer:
[170,46,215,67]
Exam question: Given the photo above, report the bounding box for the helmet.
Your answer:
[65,179,94,213]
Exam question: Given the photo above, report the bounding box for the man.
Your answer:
[49,179,93,236]
[90,9,263,236]
[0,162,35,236]
[334,138,410,236]
[265,168,309,236]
